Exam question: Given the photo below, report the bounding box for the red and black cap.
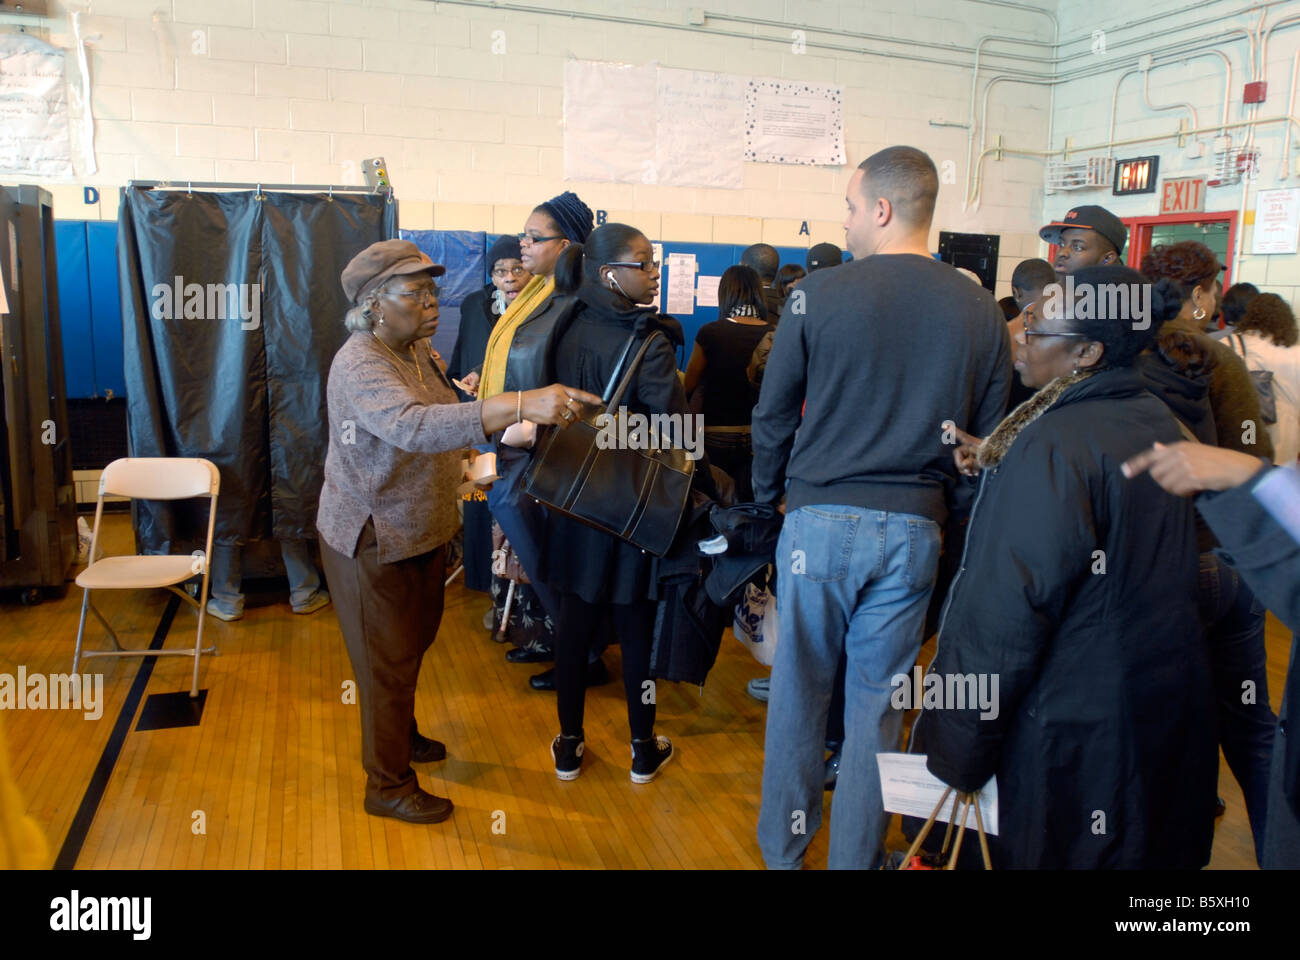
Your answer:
[1039,205,1127,256]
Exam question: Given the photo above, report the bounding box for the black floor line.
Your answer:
[53,594,181,870]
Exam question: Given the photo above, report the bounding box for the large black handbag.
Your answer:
[522,330,695,557]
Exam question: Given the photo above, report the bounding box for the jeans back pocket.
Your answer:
[789,507,859,583]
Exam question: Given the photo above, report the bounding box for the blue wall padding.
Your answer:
[55,220,96,398]
[87,221,125,398]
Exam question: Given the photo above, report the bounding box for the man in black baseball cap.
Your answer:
[806,242,843,272]
[1039,204,1127,276]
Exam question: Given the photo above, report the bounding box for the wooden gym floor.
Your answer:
[0,513,1288,869]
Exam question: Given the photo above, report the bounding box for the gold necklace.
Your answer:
[371,331,424,383]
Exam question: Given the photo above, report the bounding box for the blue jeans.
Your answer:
[1200,551,1276,864]
[486,444,560,618]
[758,505,941,869]
[208,540,325,617]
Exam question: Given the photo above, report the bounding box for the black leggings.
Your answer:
[556,592,657,741]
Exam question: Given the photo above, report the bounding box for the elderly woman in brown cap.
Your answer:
[318,239,600,825]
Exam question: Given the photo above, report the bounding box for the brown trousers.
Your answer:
[321,520,446,801]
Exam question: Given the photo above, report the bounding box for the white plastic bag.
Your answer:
[733,581,778,667]
[76,516,92,565]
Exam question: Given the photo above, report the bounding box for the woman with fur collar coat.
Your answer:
[921,266,1217,869]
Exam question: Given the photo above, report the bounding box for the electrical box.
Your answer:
[1243,81,1267,104]
[362,157,391,193]
[937,231,1001,292]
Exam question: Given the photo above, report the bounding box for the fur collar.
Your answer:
[977,369,1097,469]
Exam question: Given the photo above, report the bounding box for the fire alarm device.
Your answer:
[1243,81,1267,104]
[363,157,392,193]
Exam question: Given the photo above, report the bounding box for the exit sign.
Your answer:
[1114,155,1159,195]
[1160,177,1207,214]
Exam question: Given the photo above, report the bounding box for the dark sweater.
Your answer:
[751,253,1011,523]
[446,283,497,385]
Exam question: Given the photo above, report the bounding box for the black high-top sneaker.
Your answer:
[551,733,585,780]
[630,735,674,784]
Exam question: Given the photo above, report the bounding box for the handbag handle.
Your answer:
[604,330,666,411]
[601,329,640,404]
[897,786,993,870]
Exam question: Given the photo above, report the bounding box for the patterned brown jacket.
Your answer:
[317,331,485,562]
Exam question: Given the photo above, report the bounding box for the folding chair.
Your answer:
[73,458,220,698]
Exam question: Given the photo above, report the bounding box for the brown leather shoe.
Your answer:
[364,789,453,824]
[410,731,446,763]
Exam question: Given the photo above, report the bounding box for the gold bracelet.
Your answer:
[516,390,522,424]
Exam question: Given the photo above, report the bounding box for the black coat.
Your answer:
[922,366,1217,869]
[535,282,709,605]
[446,283,497,385]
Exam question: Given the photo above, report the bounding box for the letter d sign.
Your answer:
[84,186,100,205]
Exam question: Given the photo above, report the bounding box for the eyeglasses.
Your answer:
[388,285,440,305]
[1022,313,1090,341]
[492,265,527,279]
[518,232,564,246]
[605,260,660,273]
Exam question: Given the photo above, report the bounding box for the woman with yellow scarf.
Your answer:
[468,192,608,689]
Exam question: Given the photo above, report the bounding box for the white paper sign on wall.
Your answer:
[1252,188,1300,255]
[0,33,75,179]
[743,79,846,167]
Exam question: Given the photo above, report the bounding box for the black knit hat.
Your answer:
[487,234,522,268]
[538,191,594,244]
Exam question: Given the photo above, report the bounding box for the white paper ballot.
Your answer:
[876,752,998,835]
[665,252,696,315]
[696,275,720,307]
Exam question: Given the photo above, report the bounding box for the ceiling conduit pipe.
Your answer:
[1281,49,1300,179]
[967,114,1300,209]
[1235,8,1273,274]
[970,36,1246,208]
[1142,59,1201,140]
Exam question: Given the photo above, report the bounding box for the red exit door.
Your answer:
[1122,211,1238,284]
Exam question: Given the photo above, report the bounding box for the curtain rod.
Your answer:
[128,180,394,198]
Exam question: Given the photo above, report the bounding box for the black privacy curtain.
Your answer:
[118,187,396,554]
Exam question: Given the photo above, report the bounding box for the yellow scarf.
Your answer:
[479,275,555,400]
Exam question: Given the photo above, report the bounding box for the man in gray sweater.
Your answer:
[751,146,1011,869]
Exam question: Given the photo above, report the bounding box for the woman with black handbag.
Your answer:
[534,223,712,783]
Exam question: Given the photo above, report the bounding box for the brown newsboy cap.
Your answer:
[341,239,446,302]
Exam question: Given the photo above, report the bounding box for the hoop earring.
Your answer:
[1193,306,1206,321]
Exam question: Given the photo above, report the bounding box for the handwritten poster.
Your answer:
[1252,188,1300,255]
[655,68,744,189]
[744,79,845,166]
[0,33,74,178]
[563,60,657,185]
